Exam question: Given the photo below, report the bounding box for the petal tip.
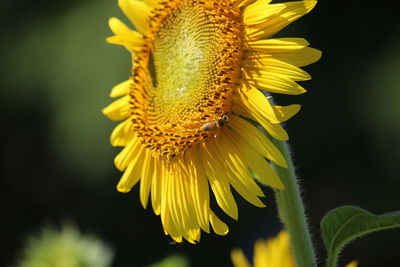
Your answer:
[116,185,131,193]
[314,48,323,61]
[102,106,109,116]
[105,36,114,44]
[305,0,318,11]
[108,17,118,27]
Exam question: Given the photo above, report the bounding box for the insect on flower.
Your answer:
[201,112,229,132]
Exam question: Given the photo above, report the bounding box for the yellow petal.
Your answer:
[345,261,358,267]
[246,0,317,40]
[272,104,301,123]
[168,163,197,243]
[216,133,265,207]
[151,158,162,215]
[164,172,189,242]
[243,57,311,81]
[246,38,310,52]
[229,115,287,167]
[160,163,169,226]
[118,0,151,34]
[233,98,289,140]
[106,34,144,52]
[201,141,239,220]
[220,132,265,197]
[170,167,200,243]
[114,136,140,171]
[108,17,135,35]
[180,164,204,238]
[231,249,251,267]
[232,93,252,118]
[210,211,229,236]
[110,119,133,147]
[177,164,196,235]
[274,47,322,67]
[186,228,201,244]
[262,119,289,141]
[144,0,159,8]
[245,72,307,95]
[166,170,186,237]
[236,0,259,8]
[254,239,268,267]
[262,231,294,267]
[238,85,280,123]
[169,234,183,243]
[243,0,285,26]
[102,95,130,121]
[176,178,196,243]
[116,145,145,192]
[246,47,322,67]
[233,131,284,189]
[161,207,182,242]
[110,80,131,98]
[235,87,289,140]
[140,151,154,208]
[189,149,211,233]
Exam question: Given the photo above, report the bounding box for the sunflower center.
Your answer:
[131,0,242,158]
[151,6,209,124]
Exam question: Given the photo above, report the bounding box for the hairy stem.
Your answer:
[272,140,317,267]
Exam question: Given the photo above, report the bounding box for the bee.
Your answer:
[201,112,229,132]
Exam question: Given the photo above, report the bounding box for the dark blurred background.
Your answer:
[1,0,399,266]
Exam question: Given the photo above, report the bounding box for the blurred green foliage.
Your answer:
[3,0,131,177]
[358,44,400,179]
[146,255,189,267]
[15,223,113,267]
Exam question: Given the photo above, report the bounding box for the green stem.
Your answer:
[272,140,317,267]
[326,252,338,267]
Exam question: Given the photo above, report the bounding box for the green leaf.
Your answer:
[146,254,189,267]
[321,206,400,267]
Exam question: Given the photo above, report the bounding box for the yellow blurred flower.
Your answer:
[231,231,357,267]
[103,0,320,243]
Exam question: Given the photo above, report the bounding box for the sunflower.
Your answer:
[103,0,321,243]
[231,230,358,267]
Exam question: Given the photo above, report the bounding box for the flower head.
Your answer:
[231,231,358,267]
[103,0,321,243]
